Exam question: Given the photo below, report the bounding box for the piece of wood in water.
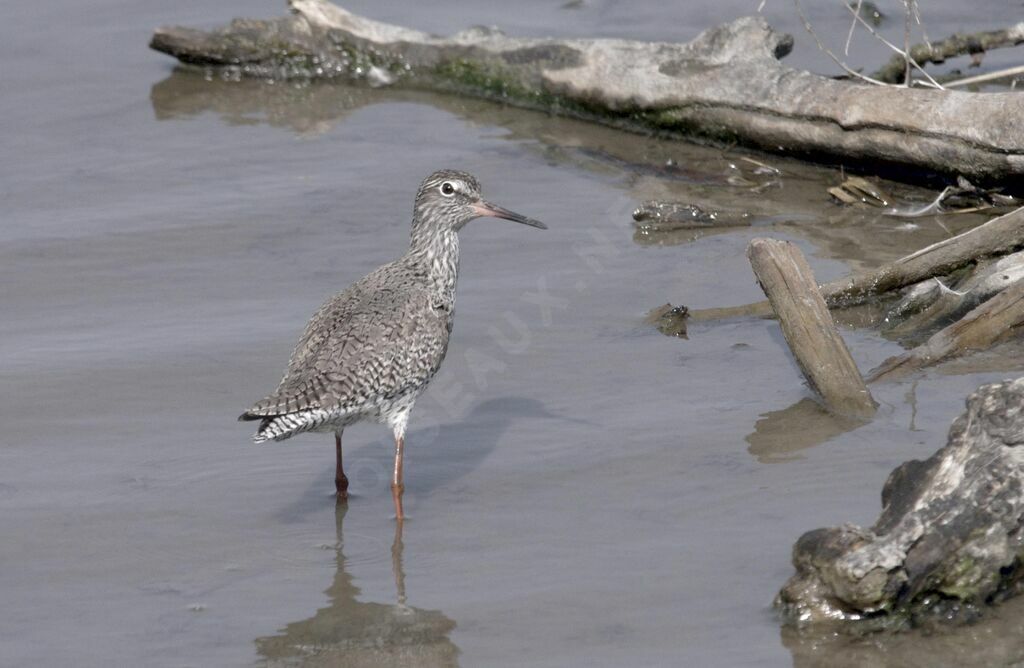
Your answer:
[868,277,1024,382]
[747,238,876,418]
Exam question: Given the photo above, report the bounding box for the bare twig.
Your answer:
[871,22,1024,83]
[844,0,864,56]
[841,0,945,89]
[910,0,933,52]
[792,0,892,86]
[903,0,913,86]
[946,64,1024,88]
[797,0,943,89]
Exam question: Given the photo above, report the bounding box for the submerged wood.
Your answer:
[688,302,775,322]
[747,239,876,418]
[777,377,1024,630]
[868,278,1024,382]
[150,0,1024,185]
[632,201,753,231]
[644,303,690,338]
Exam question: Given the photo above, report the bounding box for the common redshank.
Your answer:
[239,169,546,520]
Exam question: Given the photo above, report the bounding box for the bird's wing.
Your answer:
[241,277,450,418]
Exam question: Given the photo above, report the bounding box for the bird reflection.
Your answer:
[255,503,459,666]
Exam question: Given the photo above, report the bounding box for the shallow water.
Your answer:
[4,1,1024,666]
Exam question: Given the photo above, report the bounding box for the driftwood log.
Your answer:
[822,206,1024,306]
[150,0,1024,186]
[868,278,1024,382]
[776,377,1024,630]
[692,205,1024,322]
[883,250,1024,339]
[747,239,876,418]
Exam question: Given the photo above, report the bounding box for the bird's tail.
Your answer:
[240,409,334,443]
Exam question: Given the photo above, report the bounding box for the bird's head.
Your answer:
[412,169,547,234]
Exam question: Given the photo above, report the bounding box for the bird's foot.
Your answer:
[335,474,350,500]
[391,483,405,521]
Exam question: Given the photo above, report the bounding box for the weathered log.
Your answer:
[747,238,876,418]
[822,206,1024,306]
[776,377,1024,630]
[692,205,1024,321]
[868,278,1024,382]
[150,0,1024,185]
[883,250,1024,339]
[871,23,1024,84]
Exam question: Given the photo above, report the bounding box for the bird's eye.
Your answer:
[440,182,456,196]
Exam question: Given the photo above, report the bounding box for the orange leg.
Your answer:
[391,436,405,521]
[335,431,349,499]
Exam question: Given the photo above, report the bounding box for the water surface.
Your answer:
[3,1,1024,666]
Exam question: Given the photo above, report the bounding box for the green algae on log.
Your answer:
[150,0,1024,186]
[776,377,1024,631]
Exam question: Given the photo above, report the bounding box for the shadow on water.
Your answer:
[275,397,558,523]
[256,503,460,667]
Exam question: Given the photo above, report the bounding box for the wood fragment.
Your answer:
[688,301,775,322]
[828,175,890,207]
[693,205,1024,321]
[821,205,1024,306]
[645,303,690,338]
[867,278,1024,382]
[871,23,1024,83]
[747,238,876,418]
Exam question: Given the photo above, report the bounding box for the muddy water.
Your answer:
[4,1,1024,666]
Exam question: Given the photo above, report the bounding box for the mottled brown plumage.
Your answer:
[239,169,546,518]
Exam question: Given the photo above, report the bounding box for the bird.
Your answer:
[239,169,546,520]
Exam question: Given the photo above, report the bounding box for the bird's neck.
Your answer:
[408,227,460,298]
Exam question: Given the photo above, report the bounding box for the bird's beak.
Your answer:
[471,200,547,229]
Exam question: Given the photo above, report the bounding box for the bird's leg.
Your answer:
[335,430,349,499]
[391,436,405,521]
[391,519,407,606]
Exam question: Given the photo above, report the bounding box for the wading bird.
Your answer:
[240,170,546,520]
